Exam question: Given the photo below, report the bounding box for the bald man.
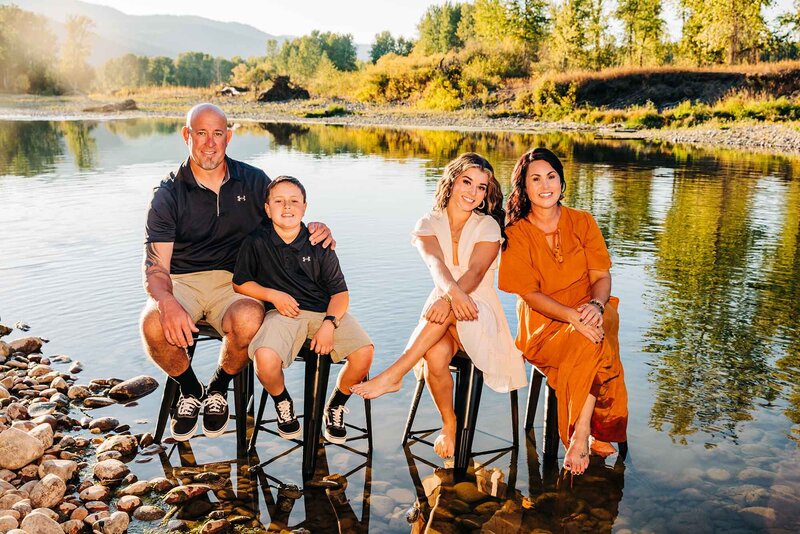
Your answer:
[141,104,332,441]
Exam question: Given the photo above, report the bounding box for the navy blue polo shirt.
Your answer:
[233,222,348,313]
[145,156,270,274]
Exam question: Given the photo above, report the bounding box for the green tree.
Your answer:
[617,0,665,66]
[370,31,413,63]
[174,52,217,87]
[99,54,147,89]
[678,0,770,64]
[318,32,357,71]
[146,56,176,86]
[59,15,95,93]
[548,0,613,70]
[0,5,58,93]
[416,2,464,54]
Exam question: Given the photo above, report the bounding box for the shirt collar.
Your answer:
[178,156,235,190]
[269,222,309,251]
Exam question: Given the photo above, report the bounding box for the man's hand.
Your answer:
[310,321,334,355]
[424,298,451,324]
[308,222,335,249]
[157,296,198,348]
[271,291,300,317]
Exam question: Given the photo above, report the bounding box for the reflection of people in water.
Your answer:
[499,148,628,476]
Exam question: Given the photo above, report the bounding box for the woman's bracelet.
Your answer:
[439,294,452,305]
[589,299,605,315]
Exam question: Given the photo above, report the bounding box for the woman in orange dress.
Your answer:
[498,147,628,476]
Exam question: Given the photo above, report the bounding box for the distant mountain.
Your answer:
[1,0,291,65]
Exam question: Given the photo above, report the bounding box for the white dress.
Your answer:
[408,210,527,393]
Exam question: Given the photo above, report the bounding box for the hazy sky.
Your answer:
[84,0,796,44]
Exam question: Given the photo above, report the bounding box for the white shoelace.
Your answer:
[176,395,202,417]
[276,399,295,423]
[204,392,227,415]
[328,405,349,428]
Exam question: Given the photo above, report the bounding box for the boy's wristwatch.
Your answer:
[323,315,340,328]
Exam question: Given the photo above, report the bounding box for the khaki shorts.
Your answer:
[249,310,373,367]
[170,270,259,335]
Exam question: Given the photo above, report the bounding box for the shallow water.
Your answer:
[1,119,799,533]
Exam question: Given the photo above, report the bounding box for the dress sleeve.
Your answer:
[582,213,612,271]
[410,213,436,244]
[498,225,541,296]
[476,216,502,244]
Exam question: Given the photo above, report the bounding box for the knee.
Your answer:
[139,303,163,343]
[225,300,264,339]
[254,349,282,377]
[348,345,373,371]
[423,348,451,376]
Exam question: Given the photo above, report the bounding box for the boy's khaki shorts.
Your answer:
[170,270,259,335]
[249,309,372,367]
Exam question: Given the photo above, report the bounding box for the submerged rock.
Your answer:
[108,375,158,400]
[164,484,212,505]
[83,397,115,408]
[8,337,44,355]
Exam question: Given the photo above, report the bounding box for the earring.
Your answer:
[477,199,486,210]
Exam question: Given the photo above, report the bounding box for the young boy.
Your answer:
[233,176,373,444]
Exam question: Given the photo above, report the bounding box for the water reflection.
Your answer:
[0,121,63,175]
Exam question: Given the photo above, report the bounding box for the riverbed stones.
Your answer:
[88,417,119,433]
[19,511,61,534]
[0,342,10,358]
[200,518,232,533]
[5,404,27,421]
[92,459,128,481]
[82,397,115,408]
[28,422,53,449]
[150,476,175,492]
[0,515,17,531]
[37,459,76,483]
[99,510,130,534]
[79,484,111,502]
[164,484,212,505]
[0,428,44,469]
[60,519,84,534]
[29,474,66,509]
[8,337,44,355]
[454,481,485,503]
[108,375,158,400]
[96,434,137,456]
[118,480,149,496]
[66,386,90,400]
[132,505,165,521]
[116,495,141,513]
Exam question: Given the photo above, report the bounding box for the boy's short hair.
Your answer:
[266,175,307,202]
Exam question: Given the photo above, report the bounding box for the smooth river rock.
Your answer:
[92,459,129,481]
[0,428,44,469]
[132,505,165,521]
[19,511,62,534]
[29,474,66,509]
[96,434,137,456]
[108,375,158,400]
[38,459,78,481]
[8,337,44,355]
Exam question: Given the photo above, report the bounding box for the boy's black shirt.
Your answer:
[233,221,348,313]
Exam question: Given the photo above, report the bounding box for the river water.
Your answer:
[1,119,799,533]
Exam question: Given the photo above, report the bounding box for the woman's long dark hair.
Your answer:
[506,147,566,227]
[433,152,507,246]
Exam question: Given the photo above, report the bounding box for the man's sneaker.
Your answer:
[170,392,203,441]
[275,398,301,439]
[202,390,229,438]
[323,404,349,444]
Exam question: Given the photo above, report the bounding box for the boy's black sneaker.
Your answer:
[170,391,203,441]
[275,397,301,439]
[323,404,349,444]
[202,390,229,438]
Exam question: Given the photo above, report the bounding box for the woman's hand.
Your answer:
[271,291,300,317]
[424,298,451,324]
[577,302,603,328]
[569,309,604,344]
[448,288,478,321]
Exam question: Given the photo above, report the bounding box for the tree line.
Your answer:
[3,0,800,96]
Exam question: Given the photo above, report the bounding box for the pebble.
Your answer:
[29,474,66,508]
[88,417,120,433]
[150,476,175,492]
[0,427,44,469]
[101,510,130,534]
[83,397,116,408]
[706,468,731,481]
[164,484,212,505]
[96,434,137,456]
[92,459,129,481]
[79,484,111,501]
[132,505,166,521]
[38,459,78,481]
[19,511,62,534]
[116,494,141,513]
[28,422,53,449]
[118,480,150,496]
[66,386,91,400]
[108,375,159,400]
[201,518,233,533]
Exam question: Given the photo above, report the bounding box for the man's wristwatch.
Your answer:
[323,315,340,328]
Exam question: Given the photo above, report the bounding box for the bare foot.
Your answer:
[349,373,402,400]
[563,434,590,475]
[590,437,617,457]
[433,420,456,459]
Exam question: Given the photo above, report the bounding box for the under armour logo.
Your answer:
[301,256,311,262]
[237,195,246,201]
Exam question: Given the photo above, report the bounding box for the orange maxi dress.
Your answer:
[498,206,628,447]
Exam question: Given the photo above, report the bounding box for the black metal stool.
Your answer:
[523,365,628,461]
[153,322,254,454]
[248,346,373,481]
[402,352,519,479]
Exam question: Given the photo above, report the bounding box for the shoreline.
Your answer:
[3,94,800,156]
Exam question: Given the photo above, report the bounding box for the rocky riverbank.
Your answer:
[0,320,251,533]
[3,94,800,156]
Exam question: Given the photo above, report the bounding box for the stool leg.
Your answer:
[543,386,559,459]
[302,352,331,481]
[525,368,543,431]
[234,370,248,456]
[510,389,519,448]
[246,363,255,416]
[248,392,268,451]
[401,377,426,446]
[454,364,483,479]
[364,377,373,452]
